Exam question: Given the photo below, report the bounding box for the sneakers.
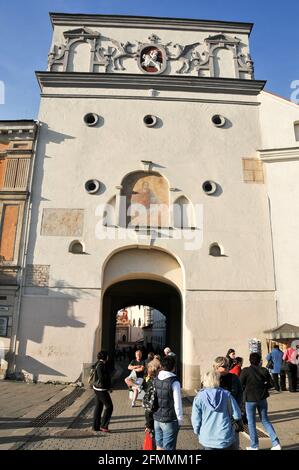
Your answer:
[271,444,282,450]
[100,427,110,433]
[131,401,136,408]
[246,447,259,450]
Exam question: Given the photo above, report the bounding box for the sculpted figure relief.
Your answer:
[110,39,137,71]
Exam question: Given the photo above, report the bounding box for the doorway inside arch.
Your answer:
[102,279,182,379]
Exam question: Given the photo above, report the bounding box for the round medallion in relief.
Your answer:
[138,45,167,74]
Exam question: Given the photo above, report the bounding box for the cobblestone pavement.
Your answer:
[21,389,200,450]
[0,381,66,450]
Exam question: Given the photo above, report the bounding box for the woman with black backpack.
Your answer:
[92,351,113,433]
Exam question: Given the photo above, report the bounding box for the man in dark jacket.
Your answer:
[92,351,113,433]
[240,352,281,450]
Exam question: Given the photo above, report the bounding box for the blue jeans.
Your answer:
[245,399,279,449]
[154,420,179,450]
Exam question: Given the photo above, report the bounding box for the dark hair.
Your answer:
[226,349,235,357]
[161,355,176,372]
[235,357,243,365]
[148,352,155,360]
[273,344,279,349]
[97,350,108,361]
[249,352,261,366]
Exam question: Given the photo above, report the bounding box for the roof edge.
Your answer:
[49,12,253,35]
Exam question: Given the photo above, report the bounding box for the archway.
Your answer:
[101,278,182,379]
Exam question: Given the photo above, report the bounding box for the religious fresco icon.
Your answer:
[138,45,167,74]
[121,172,170,228]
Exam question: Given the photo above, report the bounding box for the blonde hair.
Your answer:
[147,358,161,377]
[213,356,229,369]
[202,370,220,389]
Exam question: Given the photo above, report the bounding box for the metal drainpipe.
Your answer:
[9,121,40,375]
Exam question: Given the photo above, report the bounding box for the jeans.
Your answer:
[245,399,279,449]
[154,420,179,450]
[287,363,298,392]
[272,373,280,391]
[93,390,113,430]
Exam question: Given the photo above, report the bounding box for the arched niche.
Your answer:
[213,47,236,78]
[103,196,117,227]
[120,171,170,228]
[173,196,195,228]
[68,41,92,72]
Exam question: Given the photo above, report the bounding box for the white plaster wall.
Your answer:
[28,93,274,292]
[183,290,276,390]
[16,290,100,382]
[263,160,299,326]
[259,91,299,327]
[259,91,299,148]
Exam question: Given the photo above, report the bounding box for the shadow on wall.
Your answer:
[14,283,89,383]
[26,121,76,266]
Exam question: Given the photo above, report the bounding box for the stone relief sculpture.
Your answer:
[47,28,254,79]
[171,42,200,74]
[109,39,137,71]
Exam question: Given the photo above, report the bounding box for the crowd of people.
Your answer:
[90,342,298,450]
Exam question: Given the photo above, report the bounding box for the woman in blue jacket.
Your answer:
[191,370,241,450]
[266,344,283,391]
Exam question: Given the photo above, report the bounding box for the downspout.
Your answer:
[9,121,40,375]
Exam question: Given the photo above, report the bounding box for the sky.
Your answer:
[0,0,299,119]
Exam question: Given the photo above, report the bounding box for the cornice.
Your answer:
[49,13,253,35]
[259,147,299,162]
[36,72,265,96]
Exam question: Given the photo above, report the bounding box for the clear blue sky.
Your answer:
[0,0,298,119]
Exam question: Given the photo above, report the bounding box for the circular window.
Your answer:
[83,113,99,127]
[143,115,157,127]
[85,179,100,194]
[202,180,217,195]
[211,114,226,127]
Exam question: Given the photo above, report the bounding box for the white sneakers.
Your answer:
[271,444,282,450]
[131,401,135,408]
[246,444,282,450]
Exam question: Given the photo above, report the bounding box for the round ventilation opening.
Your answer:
[85,179,100,194]
[143,115,157,127]
[202,180,217,195]
[211,114,226,127]
[84,113,99,127]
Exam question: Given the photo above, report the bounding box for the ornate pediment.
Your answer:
[205,34,240,45]
[63,27,99,39]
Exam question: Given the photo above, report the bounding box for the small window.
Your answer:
[209,243,223,257]
[85,179,100,194]
[83,113,99,127]
[143,115,157,128]
[212,114,226,127]
[202,180,217,195]
[0,296,7,301]
[0,316,8,337]
[69,240,84,254]
[294,121,299,141]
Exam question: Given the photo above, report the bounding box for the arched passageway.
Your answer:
[101,279,182,379]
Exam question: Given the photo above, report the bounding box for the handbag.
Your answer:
[266,357,274,370]
[143,430,155,450]
[232,418,244,433]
